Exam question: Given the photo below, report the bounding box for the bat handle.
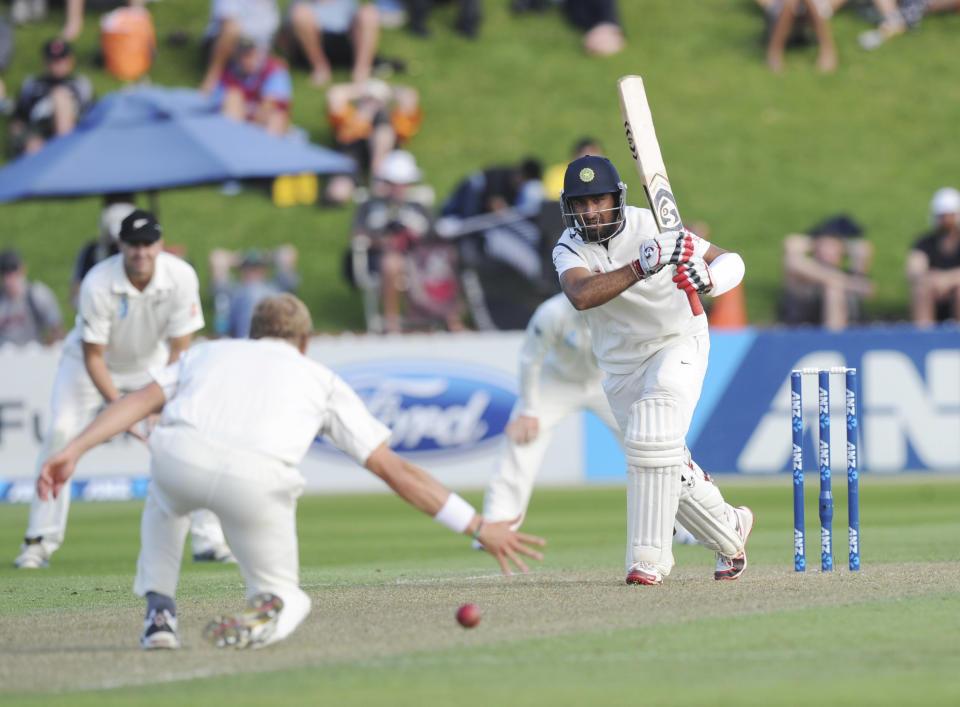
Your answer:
[686,289,704,316]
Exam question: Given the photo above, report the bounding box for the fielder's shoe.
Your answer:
[626,561,663,586]
[203,593,284,649]
[714,506,755,581]
[14,538,50,569]
[141,609,180,650]
[192,545,237,564]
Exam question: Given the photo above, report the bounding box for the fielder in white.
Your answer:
[14,209,233,569]
[553,155,753,585]
[38,294,545,650]
[481,291,698,545]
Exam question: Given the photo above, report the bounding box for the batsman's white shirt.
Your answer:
[552,206,707,374]
[149,337,391,467]
[64,252,204,377]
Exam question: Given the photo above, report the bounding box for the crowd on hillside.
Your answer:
[0,1,958,340]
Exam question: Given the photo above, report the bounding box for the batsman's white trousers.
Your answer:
[602,333,708,573]
[135,425,311,645]
[483,371,618,526]
[24,352,228,557]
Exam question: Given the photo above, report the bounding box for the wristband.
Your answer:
[629,259,644,281]
[471,518,485,540]
[434,493,476,534]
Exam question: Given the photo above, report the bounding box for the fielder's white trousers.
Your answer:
[603,333,709,573]
[24,352,228,557]
[135,425,311,645]
[483,371,618,527]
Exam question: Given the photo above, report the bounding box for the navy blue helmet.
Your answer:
[559,155,627,242]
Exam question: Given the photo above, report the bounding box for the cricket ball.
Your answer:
[456,603,482,628]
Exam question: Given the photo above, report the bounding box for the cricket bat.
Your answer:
[617,75,704,316]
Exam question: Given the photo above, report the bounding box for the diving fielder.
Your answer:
[553,155,753,585]
[38,294,545,650]
[14,210,233,569]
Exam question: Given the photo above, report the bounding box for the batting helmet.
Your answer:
[560,155,627,242]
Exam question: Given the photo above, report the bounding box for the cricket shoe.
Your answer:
[626,562,663,586]
[13,539,50,569]
[714,506,755,581]
[141,609,180,650]
[203,593,284,649]
[192,544,237,564]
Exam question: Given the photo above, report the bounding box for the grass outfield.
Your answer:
[2,479,960,704]
[2,2,960,328]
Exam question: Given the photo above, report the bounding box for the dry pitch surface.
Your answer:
[3,562,957,694]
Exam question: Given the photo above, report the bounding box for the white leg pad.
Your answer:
[624,398,685,575]
[676,459,743,557]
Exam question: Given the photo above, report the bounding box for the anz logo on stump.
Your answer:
[312,360,516,457]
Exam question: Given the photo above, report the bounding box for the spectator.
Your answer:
[0,249,64,346]
[760,0,844,73]
[210,245,300,337]
[542,136,603,202]
[0,13,13,114]
[9,39,93,156]
[59,0,147,42]
[563,0,625,56]
[779,214,874,330]
[858,0,960,51]
[323,78,423,204]
[906,187,960,324]
[201,0,280,93]
[216,36,293,136]
[70,195,137,307]
[350,150,463,333]
[407,0,482,38]
[438,159,559,330]
[285,0,381,86]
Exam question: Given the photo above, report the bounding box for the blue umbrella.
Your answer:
[0,85,355,201]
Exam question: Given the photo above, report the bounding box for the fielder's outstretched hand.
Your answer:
[37,448,80,501]
[476,517,546,576]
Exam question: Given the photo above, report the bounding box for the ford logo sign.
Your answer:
[312,360,517,457]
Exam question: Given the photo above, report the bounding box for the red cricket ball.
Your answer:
[456,603,482,628]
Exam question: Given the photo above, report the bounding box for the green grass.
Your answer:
[2,479,960,703]
[2,2,959,329]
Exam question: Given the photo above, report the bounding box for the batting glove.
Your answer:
[673,257,714,295]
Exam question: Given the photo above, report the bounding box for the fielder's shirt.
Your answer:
[150,337,391,468]
[64,252,204,375]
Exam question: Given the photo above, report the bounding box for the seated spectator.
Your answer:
[324,78,422,204]
[779,214,874,330]
[563,0,625,56]
[438,159,560,330]
[542,136,602,202]
[0,249,64,346]
[285,0,380,85]
[858,0,960,51]
[70,195,136,307]
[9,39,93,156]
[216,37,292,136]
[759,0,844,73]
[210,245,300,337]
[201,0,280,93]
[407,0,482,38]
[906,187,960,325]
[349,150,464,332]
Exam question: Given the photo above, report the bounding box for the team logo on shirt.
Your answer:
[579,167,595,183]
[118,296,128,319]
[312,360,516,457]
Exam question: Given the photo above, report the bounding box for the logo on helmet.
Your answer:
[579,168,595,183]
